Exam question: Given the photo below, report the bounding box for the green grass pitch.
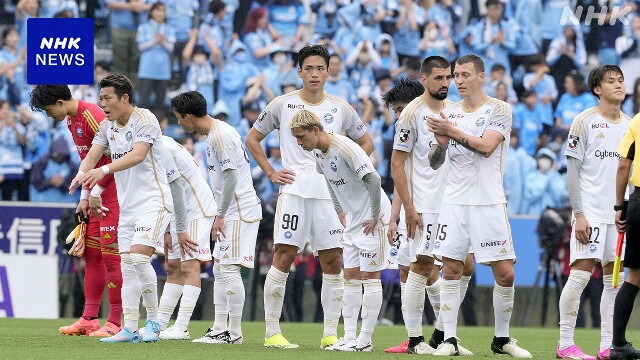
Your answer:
[0,319,634,359]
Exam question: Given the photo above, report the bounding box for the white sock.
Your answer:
[322,272,344,338]
[440,279,461,340]
[213,264,229,333]
[460,275,471,302]
[426,277,442,330]
[600,273,623,350]
[121,253,142,332]
[357,279,382,347]
[131,253,158,322]
[175,285,200,332]
[264,266,288,338]
[404,271,427,337]
[343,279,362,341]
[158,282,183,330]
[559,269,590,348]
[493,282,515,338]
[221,265,245,338]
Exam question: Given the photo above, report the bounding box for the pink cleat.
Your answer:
[385,339,409,353]
[597,346,610,360]
[556,344,596,360]
[88,321,121,337]
[59,318,99,336]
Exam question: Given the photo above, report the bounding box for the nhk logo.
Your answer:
[27,18,94,85]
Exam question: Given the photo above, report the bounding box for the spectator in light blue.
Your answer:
[267,0,309,52]
[393,0,425,63]
[511,0,542,69]
[15,0,38,49]
[29,136,78,203]
[136,1,176,112]
[20,107,51,190]
[243,7,276,71]
[164,0,199,84]
[378,0,400,36]
[546,23,586,96]
[598,0,624,66]
[623,77,640,117]
[333,3,365,56]
[541,0,571,53]
[221,0,239,40]
[484,64,517,105]
[238,100,263,171]
[504,129,536,214]
[471,0,517,74]
[457,24,476,57]
[106,0,150,86]
[346,39,381,91]
[447,78,462,102]
[419,21,457,62]
[0,27,26,108]
[253,134,282,202]
[522,147,564,215]
[218,40,259,127]
[514,90,545,157]
[199,0,229,56]
[184,45,215,115]
[40,0,79,18]
[427,0,460,39]
[523,55,558,128]
[375,34,400,74]
[325,53,356,104]
[554,71,597,131]
[0,100,26,201]
[263,46,298,97]
[310,0,340,38]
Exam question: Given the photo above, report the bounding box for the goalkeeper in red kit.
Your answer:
[30,85,122,337]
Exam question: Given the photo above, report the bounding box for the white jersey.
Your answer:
[442,97,511,205]
[93,107,172,212]
[206,119,261,221]
[314,134,391,234]
[162,136,217,221]
[566,107,631,224]
[253,90,367,199]
[393,97,452,213]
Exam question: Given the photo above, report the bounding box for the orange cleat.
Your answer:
[59,318,99,336]
[88,321,121,337]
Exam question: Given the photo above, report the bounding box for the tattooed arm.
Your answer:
[427,114,506,158]
[428,143,448,170]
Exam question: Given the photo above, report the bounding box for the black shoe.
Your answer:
[429,329,444,349]
[491,336,511,355]
[611,343,640,360]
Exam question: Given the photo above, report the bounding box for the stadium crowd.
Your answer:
[1,0,640,212]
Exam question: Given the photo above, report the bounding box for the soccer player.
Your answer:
[557,65,630,360]
[155,135,217,340]
[70,74,173,343]
[389,56,475,355]
[171,91,262,345]
[427,55,531,357]
[612,71,640,360]
[245,44,374,349]
[288,109,391,351]
[29,85,123,337]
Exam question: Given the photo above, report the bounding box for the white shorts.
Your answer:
[433,204,515,264]
[213,218,259,268]
[342,222,390,272]
[118,207,171,253]
[389,223,411,267]
[274,193,343,253]
[408,213,440,262]
[570,221,623,267]
[167,217,214,262]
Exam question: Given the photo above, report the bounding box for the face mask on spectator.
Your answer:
[429,29,438,40]
[358,53,369,64]
[234,51,248,63]
[273,53,287,66]
[538,157,552,172]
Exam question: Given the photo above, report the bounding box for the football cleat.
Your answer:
[264,333,299,349]
[88,321,120,337]
[59,317,99,336]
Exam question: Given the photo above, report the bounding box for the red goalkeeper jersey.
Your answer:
[67,100,117,204]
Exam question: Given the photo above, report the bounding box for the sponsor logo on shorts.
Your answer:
[590,244,597,253]
[499,248,508,254]
[368,260,377,267]
[101,226,116,232]
[329,228,343,235]
[361,252,377,259]
[390,247,398,256]
[135,227,151,232]
[141,234,149,240]
[198,248,210,255]
[244,255,254,262]
[480,240,507,248]
[284,231,292,239]
[223,254,230,259]
[220,246,230,252]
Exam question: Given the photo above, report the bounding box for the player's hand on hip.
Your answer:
[574,213,590,244]
[387,220,397,246]
[212,216,226,242]
[616,210,627,233]
[81,168,106,188]
[164,232,172,262]
[269,169,296,185]
[363,219,378,236]
[338,211,346,228]
[178,232,199,259]
[76,199,89,217]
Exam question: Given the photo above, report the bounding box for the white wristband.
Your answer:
[90,185,105,197]
[80,189,90,200]
[77,171,85,177]
[101,165,110,175]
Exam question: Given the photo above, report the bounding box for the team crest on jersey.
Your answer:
[568,135,579,149]
[330,161,337,172]
[475,117,485,127]
[590,244,597,253]
[126,131,132,141]
[76,127,83,138]
[284,231,292,239]
[399,129,410,143]
[323,113,334,124]
[331,107,337,113]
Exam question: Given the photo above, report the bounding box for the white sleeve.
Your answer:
[252,99,280,135]
[165,147,180,183]
[134,114,162,145]
[213,135,240,172]
[341,104,367,140]
[486,102,512,140]
[565,117,587,161]
[92,120,110,148]
[393,115,417,153]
